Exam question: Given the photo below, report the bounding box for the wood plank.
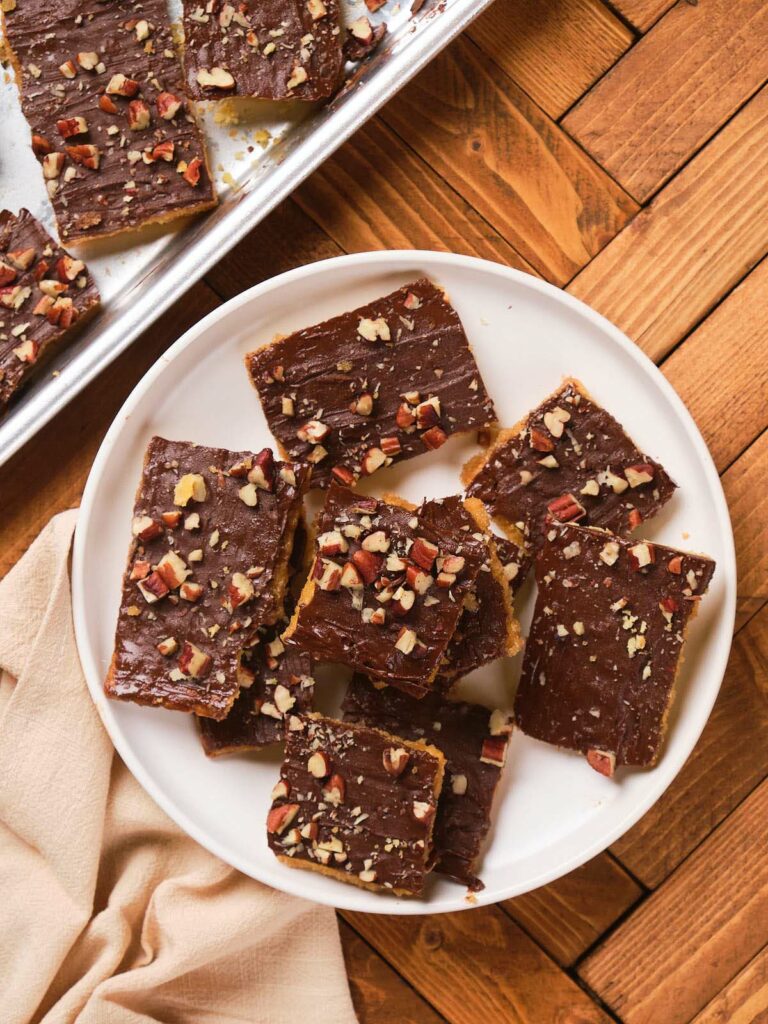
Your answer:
[610,601,768,887]
[205,198,341,300]
[339,919,446,1024]
[502,852,643,966]
[466,0,633,120]
[691,947,768,1024]
[724,430,768,631]
[563,0,768,201]
[380,36,638,285]
[295,118,534,272]
[568,85,768,362]
[581,779,768,1024]
[0,285,221,581]
[343,906,612,1024]
[610,0,675,33]
[662,258,768,472]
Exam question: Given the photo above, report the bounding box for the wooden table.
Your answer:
[2,0,767,1020]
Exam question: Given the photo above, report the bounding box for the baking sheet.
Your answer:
[0,0,494,466]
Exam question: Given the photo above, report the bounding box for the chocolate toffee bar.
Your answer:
[266,713,445,895]
[0,208,99,409]
[246,278,496,489]
[199,629,314,755]
[182,0,344,101]
[437,532,523,688]
[465,379,676,552]
[514,522,715,775]
[3,0,216,244]
[105,437,310,719]
[282,484,487,696]
[200,518,314,752]
[343,676,513,889]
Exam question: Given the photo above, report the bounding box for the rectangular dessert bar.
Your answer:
[0,208,99,409]
[199,629,314,755]
[105,436,310,719]
[282,484,487,697]
[437,531,524,688]
[514,522,715,775]
[3,0,216,244]
[182,0,344,101]
[465,379,676,552]
[343,676,513,890]
[266,712,445,896]
[246,278,496,489]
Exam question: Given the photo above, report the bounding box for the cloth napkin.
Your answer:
[0,511,358,1024]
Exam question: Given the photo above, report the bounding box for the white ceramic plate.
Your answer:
[73,251,736,914]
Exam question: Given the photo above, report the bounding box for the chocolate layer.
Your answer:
[267,713,444,896]
[3,0,216,243]
[437,533,523,687]
[199,632,314,754]
[515,522,715,772]
[494,535,534,599]
[182,0,344,101]
[283,485,487,695]
[343,676,513,890]
[105,436,309,719]
[247,278,496,489]
[0,208,99,409]
[466,379,676,552]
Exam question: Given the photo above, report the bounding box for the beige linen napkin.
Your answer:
[0,511,358,1024]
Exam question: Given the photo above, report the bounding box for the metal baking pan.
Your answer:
[0,0,494,466]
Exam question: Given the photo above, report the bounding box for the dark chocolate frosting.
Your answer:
[284,484,487,694]
[0,208,99,408]
[438,533,526,686]
[247,278,496,489]
[199,632,314,754]
[467,380,676,551]
[515,522,715,768]
[4,0,215,242]
[343,676,513,890]
[106,436,309,719]
[267,713,443,895]
[182,0,344,101]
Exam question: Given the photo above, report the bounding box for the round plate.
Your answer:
[73,251,736,914]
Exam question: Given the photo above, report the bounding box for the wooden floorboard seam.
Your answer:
[655,254,768,373]
[600,0,651,35]
[292,115,538,275]
[570,970,626,1024]
[607,762,768,914]
[459,32,643,217]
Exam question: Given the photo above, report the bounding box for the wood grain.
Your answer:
[339,920,445,1024]
[582,779,768,1024]
[661,257,768,472]
[0,285,221,583]
[610,601,768,886]
[723,430,768,630]
[610,0,677,33]
[380,37,638,285]
[691,947,768,1024]
[295,117,534,271]
[564,0,768,201]
[344,906,612,1024]
[205,198,341,300]
[502,852,643,966]
[568,85,768,361]
[0,5,766,1019]
[467,0,633,120]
